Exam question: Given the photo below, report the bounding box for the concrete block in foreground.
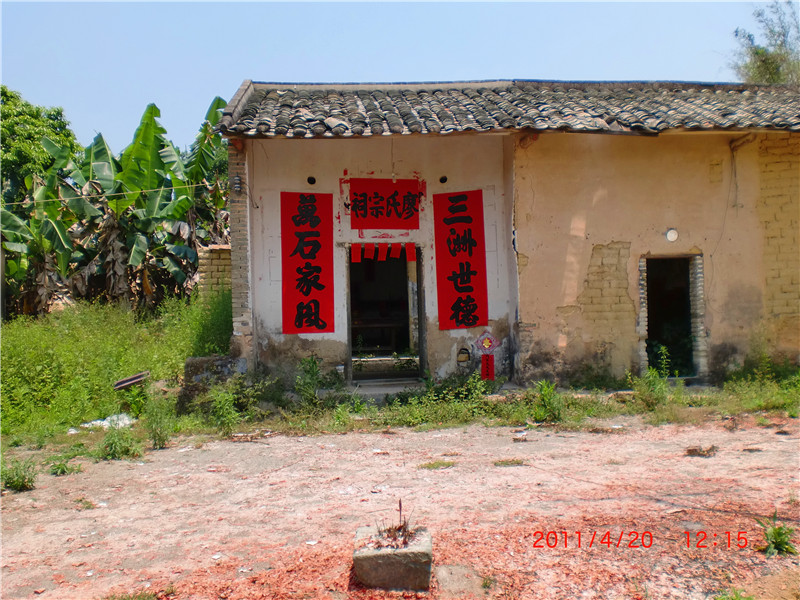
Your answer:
[352,526,432,591]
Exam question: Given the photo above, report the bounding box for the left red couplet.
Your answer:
[281,192,335,334]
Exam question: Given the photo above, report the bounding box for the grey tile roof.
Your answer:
[219,80,800,138]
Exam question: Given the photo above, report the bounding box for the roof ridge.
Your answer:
[219,79,800,138]
[245,79,791,91]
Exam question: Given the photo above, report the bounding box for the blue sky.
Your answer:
[0,2,774,152]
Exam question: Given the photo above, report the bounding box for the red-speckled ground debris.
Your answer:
[2,415,798,600]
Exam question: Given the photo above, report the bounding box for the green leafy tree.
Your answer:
[733,0,800,85]
[0,86,80,205]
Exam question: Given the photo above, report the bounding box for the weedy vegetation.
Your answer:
[1,300,798,476]
[755,511,798,557]
[96,427,142,461]
[374,500,418,549]
[1,457,38,491]
[49,461,82,476]
[713,589,755,600]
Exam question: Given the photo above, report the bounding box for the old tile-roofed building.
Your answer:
[220,79,800,138]
[221,77,799,386]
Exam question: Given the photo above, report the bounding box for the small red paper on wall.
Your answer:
[281,192,334,334]
[433,189,488,330]
[346,178,424,230]
[481,354,495,381]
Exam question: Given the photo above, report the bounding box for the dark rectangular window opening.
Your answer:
[349,246,420,380]
[645,257,695,377]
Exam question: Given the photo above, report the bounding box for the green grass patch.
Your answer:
[103,592,160,600]
[713,590,754,600]
[74,496,97,510]
[418,460,455,470]
[1,290,231,437]
[493,458,526,467]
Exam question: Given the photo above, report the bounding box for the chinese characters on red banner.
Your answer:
[346,178,424,229]
[433,190,488,329]
[281,192,335,333]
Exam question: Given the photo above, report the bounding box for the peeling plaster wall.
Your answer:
[245,134,517,378]
[513,131,771,381]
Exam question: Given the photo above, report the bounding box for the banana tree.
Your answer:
[182,97,230,248]
[2,96,230,314]
[1,195,74,314]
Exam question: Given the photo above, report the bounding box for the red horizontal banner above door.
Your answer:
[346,178,424,230]
[351,243,416,262]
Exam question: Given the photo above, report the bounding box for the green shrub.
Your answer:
[295,356,323,408]
[727,350,798,384]
[755,511,798,557]
[628,346,674,410]
[226,371,285,413]
[1,457,38,491]
[121,387,149,418]
[210,386,240,436]
[49,461,82,476]
[628,366,670,410]
[97,427,142,461]
[144,397,176,450]
[530,380,563,423]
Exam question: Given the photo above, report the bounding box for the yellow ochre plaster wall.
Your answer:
[512,131,798,381]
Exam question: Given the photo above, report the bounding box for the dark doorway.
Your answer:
[349,246,420,380]
[646,257,694,376]
[351,254,410,354]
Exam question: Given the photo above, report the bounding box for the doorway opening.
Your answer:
[645,257,695,376]
[349,244,421,380]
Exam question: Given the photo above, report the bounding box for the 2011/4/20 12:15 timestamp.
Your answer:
[685,531,748,549]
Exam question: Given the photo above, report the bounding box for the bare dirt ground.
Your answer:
[2,415,799,600]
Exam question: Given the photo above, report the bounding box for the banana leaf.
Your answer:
[117,104,168,210]
[128,232,149,266]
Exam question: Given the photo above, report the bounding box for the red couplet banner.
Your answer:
[433,189,488,330]
[281,192,335,334]
[347,178,424,230]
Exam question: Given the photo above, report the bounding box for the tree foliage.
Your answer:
[0,86,81,204]
[1,97,230,315]
[733,0,800,85]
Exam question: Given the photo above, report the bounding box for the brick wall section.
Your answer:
[197,245,231,293]
[577,241,637,371]
[227,142,254,364]
[689,255,709,377]
[757,132,800,355]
